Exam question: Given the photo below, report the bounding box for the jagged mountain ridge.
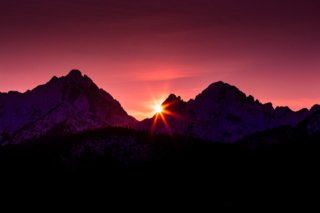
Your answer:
[140,81,320,142]
[295,108,320,135]
[1,70,320,144]
[0,70,137,144]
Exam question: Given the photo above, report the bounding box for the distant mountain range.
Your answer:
[1,70,320,144]
[140,81,320,142]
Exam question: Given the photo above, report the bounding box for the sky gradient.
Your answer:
[1,0,320,120]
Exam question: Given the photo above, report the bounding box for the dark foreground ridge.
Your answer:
[0,126,320,209]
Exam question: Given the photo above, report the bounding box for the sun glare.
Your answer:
[154,104,163,114]
[148,94,180,134]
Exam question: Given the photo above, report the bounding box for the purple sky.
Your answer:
[1,0,320,120]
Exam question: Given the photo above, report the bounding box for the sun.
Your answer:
[154,104,163,114]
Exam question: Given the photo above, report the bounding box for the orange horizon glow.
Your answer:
[1,1,320,121]
[2,71,320,121]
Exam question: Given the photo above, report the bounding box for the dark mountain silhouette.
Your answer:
[140,81,317,142]
[0,70,137,144]
[1,72,320,209]
[296,107,320,135]
[2,70,319,145]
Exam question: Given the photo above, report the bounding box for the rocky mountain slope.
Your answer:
[0,70,137,144]
[140,81,319,142]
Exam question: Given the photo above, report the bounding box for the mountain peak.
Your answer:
[67,69,83,78]
[163,94,182,105]
[206,81,239,92]
[311,104,320,113]
[196,81,246,102]
[62,70,96,89]
[209,81,228,86]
